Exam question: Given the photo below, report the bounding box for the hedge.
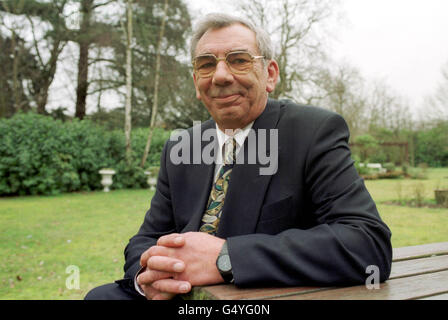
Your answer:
[0,112,170,196]
[414,122,448,167]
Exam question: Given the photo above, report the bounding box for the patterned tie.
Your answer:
[199,138,236,235]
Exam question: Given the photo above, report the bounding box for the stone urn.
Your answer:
[144,167,159,191]
[435,189,448,207]
[99,169,116,192]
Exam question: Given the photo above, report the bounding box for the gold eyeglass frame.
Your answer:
[192,51,265,78]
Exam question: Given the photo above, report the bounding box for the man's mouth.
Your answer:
[213,94,241,104]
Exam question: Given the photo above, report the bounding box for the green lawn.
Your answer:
[365,167,448,247]
[0,189,152,300]
[1,168,447,300]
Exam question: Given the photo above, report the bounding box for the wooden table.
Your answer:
[191,242,448,300]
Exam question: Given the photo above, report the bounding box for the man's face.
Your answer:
[193,24,279,130]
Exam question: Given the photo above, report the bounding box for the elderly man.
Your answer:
[85,13,392,300]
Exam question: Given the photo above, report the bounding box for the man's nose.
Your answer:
[212,60,234,85]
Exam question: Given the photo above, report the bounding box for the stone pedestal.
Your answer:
[144,170,158,191]
[99,169,116,192]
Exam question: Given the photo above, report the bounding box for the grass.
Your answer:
[0,189,152,300]
[0,168,447,300]
[365,168,448,247]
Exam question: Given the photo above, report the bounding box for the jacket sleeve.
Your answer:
[123,141,176,280]
[227,113,393,287]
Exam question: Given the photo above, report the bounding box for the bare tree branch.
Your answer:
[92,0,117,10]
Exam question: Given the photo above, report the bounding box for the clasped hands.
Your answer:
[137,232,226,300]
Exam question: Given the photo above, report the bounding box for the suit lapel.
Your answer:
[182,120,217,232]
[217,99,281,237]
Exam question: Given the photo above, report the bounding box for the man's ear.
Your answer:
[265,59,279,93]
[193,73,202,100]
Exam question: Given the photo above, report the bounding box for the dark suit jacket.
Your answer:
[123,98,392,288]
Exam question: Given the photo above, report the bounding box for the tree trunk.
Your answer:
[36,88,49,114]
[140,0,168,168]
[75,0,93,120]
[11,32,21,113]
[75,42,89,120]
[124,0,133,164]
[37,40,63,114]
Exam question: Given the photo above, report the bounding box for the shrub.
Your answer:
[402,163,410,176]
[113,160,148,190]
[0,113,114,195]
[412,182,426,207]
[352,155,371,176]
[362,173,379,180]
[408,167,429,180]
[395,181,404,205]
[383,162,396,172]
[369,151,388,164]
[414,122,448,167]
[127,127,171,168]
[377,171,404,179]
[0,112,170,195]
[353,134,379,162]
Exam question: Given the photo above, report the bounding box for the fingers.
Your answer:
[141,284,177,300]
[137,269,173,285]
[140,245,175,268]
[140,238,185,268]
[140,277,191,300]
[152,278,191,295]
[147,255,185,273]
[152,292,177,300]
[140,246,156,268]
[137,236,191,301]
[157,233,185,248]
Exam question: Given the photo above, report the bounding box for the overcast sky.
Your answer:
[188,0,448,115]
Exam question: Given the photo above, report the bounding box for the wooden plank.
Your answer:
[393,242,448,262]
[390,255,448,279]
[418,293,448,300]
[268,270,448,300]
[193,284,329,300]
[194,255,448,300]
[191,243,448,300]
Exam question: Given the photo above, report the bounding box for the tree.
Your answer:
[0,0,121,119]
[423,61,448,122]
[140,0,168,168]
[95,0,193,128]
[238,0,340,102]
[0,0,68,115]
[161,77,211,130]
[0,33,37,116]
[25,1,68,114]
[366,81,413,135]
[74,0,94,120]
[72,0,121,120]
[124,0,133,163]
[311,62,368,137]
[415,121,448,167]
[353,134,378,163]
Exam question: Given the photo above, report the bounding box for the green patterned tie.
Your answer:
[199,138,236,235]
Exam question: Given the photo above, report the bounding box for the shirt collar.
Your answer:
[215,121,254,150]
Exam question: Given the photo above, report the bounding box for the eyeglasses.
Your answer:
[192,51,264,78]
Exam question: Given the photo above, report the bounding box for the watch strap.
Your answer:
[217,241,234,283]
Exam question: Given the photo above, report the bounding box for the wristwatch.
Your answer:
[216,241,234,283]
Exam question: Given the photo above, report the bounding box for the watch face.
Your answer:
[218,255,232,272]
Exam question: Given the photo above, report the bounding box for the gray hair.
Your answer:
[190,13,274,62]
